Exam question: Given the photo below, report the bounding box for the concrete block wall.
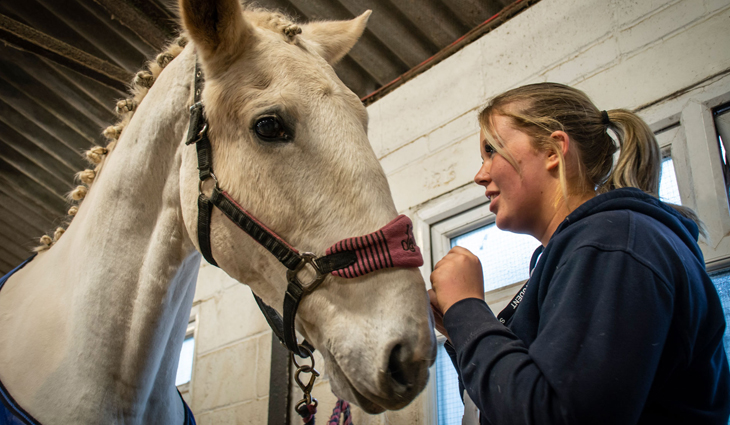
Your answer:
[188,261,273,424]
[183,0,730,423]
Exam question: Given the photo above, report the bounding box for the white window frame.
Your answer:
[177,305,199,398]
[409,183,483,425]
[639,73,730,271]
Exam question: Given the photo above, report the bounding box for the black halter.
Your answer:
[185,61,355,357]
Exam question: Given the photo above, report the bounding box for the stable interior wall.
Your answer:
[184,0,730,423]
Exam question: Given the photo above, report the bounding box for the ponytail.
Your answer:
[601,110,706,238]
[598,109,660,196]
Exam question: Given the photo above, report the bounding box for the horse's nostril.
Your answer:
[387,343,412,390]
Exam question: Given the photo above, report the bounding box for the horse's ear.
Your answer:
[179,0,254,72]
[300,10,371,65]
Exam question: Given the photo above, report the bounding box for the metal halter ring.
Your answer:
[199,172,219,196]
[292,346,319,392]
[292,345,315,368]
[287,252,327,293]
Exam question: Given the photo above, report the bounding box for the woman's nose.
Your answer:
[474,160,491,187]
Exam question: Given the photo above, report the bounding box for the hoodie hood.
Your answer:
[553,187,702,261]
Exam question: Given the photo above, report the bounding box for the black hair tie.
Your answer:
[601,110,611,126]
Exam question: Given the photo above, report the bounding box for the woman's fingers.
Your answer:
[430,246,485,314]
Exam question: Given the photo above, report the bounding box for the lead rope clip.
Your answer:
[293,346,319,424]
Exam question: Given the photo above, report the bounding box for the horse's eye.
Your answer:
[255,117,288,141]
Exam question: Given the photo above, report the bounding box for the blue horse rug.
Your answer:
[0,256,196,425]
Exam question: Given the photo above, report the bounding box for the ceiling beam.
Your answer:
[90,0,173,50]
[0,215,37,254]
[0,120,77,183]
[0,234,29,265]
[0,193,56,236]
[0,138,74,198]
[0,13,132,92]
[0,166,67,218]
[0,44,115,128]
[0,101,87,173]
[0,256,17,275]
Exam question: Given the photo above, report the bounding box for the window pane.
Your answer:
[176,336,195,386]
[659,157,682,205]
[436,341,463,425]
[709,268,730,359]
[451,223,541,292]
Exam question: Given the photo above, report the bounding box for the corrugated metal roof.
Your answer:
[0,0,530,273]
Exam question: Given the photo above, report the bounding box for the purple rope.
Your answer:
[343,400,352,425]
[300,404,317,425]
[328,399,353,425]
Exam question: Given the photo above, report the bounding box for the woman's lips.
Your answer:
[487,192,499,211]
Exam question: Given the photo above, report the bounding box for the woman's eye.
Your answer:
[484,144,496,155]
[255,117,288,141]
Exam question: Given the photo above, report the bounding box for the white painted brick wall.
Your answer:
[185,0,730,423]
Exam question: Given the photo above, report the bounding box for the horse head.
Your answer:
[178,0,436,413]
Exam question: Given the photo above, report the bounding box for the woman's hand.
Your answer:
[428,289,450,341]
[429,246,485,315]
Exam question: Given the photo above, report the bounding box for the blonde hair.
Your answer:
[478,82,704,234]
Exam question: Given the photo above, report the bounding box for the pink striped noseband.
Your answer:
[326,214,423,278]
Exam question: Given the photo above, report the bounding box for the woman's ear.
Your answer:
[547,130,570,171]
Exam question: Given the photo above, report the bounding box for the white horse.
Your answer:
[0,0,436,423]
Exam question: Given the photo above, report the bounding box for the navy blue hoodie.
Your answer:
[443,188,730,424]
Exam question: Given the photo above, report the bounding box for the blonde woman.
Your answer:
[429,83,730,424]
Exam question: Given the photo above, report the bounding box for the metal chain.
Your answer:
[293,346,320,419]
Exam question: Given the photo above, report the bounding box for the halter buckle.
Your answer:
[287,252,327,293]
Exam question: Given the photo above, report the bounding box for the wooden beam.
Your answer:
[0,258,17,275]
[0,253,20,275]
[0,71,102,146]
[115,0,178,39]
[0,216,37,255]
[0,119,78,183]
[0,194,55,236]
[0,138,74,199]
[0,165,66,218]
[0,44,116,128]
[90,0,174,51]
[0,99,89,172]
[0,13,132,92]
[0,234,29,266]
